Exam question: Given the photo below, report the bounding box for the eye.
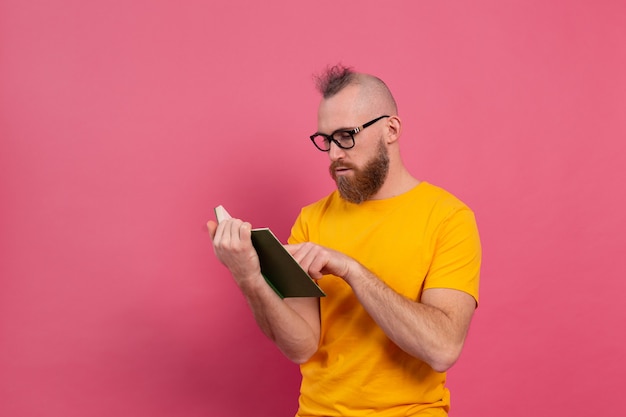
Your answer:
[334,131,352,141]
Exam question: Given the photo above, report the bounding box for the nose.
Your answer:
[328,140,346,162]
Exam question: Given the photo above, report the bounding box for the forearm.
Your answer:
[238,273,319,364]
[344,263,466,372]
[286,242,474,371]
[208,219,320,363]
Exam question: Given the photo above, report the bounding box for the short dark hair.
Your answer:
[314,64,356,98]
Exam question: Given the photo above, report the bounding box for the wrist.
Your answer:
[238,272,270,293]
[341,259,365,286]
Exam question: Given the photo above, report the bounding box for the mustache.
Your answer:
[329,161,355,171]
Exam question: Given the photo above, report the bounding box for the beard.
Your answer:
[329,140,390,204]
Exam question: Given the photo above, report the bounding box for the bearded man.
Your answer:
[207,65,482,417]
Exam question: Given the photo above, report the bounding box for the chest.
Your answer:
[314,210,438,300]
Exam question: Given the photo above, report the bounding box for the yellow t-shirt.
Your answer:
[288,182,481,417]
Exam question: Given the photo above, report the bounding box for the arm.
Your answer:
[286,243,476,372]
[207,218,320,363]
[342,260,475,372]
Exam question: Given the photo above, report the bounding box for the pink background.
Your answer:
[1,1,625,416]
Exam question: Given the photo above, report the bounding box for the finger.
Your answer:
[284,244,302,256]
[308,255,330,279]
[225,219,244,243]
[213,218,238,247]
[286,243,312,265]
[292,244,323,278]
[239,222,252,243]
[285,244,317,277]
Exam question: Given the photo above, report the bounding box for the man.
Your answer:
[207,65,481,416]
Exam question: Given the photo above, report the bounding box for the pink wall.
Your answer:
[1,1,625,416]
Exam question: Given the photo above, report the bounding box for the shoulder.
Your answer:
[418,182,469,208]
[288,191,340,244]
[299,191,342,219]
[408,182,474,222]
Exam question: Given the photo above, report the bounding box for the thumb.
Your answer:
[206,220,218,240]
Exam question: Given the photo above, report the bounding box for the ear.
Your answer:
[385,116,402,144]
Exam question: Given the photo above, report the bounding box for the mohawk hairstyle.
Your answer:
[314,64,356,98]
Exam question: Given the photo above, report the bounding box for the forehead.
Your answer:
[317,85,367,133]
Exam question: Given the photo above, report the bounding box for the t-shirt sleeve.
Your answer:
[423,207,481,304]
[287,209,308,245]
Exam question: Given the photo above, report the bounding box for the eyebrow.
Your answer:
[314,126,355,136]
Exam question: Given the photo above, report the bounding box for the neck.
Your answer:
[371,163,420,200]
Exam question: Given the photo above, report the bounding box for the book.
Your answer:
[214,205,326,298]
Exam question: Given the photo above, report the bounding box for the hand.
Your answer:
[285,243,354,281]
[207,218,261,284]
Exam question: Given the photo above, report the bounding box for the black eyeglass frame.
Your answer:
[309,115,391,152]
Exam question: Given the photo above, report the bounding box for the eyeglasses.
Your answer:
[309,115,390,152]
